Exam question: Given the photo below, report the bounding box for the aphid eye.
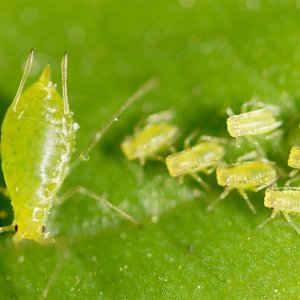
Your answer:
[14,224,18,232]
[42,226,46,233]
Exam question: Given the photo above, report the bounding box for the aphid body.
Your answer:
[227,107,281,138]
[264,187,300,213]
[211,161,277,213]
[166,142,225,177]
[0,50,157,244]
[121,111,179,165]
[287,146,300,169]
[1,58,75,243]
[258,186,300,234]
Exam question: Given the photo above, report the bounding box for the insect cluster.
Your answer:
[121,100,300,235]
[0,50,299,247]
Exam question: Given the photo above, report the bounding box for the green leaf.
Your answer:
[0,1,299,299]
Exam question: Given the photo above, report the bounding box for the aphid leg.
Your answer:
[199,135,228,145]
[77,77,159,163]
[145,109,175,124]
[12,49,34,112]
[207,187,232,211]
[257,210,278,229]
[61,52,70,115]
[39,241,69,300]
[288,169,298,178]
[283,212,300,234]
[265,128,283,141]
[245,136,265,157]
[190,173,210,191]
[58,186,140,226]
[235,137,242,148]
[226,107,235,117]
[240,97,259,113]
[203,166,216,175]
[284,175,300,187]
[184,129,200,149]
[237,189,257,214]
[0,225,15,234]
[236,151,258,162]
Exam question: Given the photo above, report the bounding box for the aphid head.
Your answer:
[12,209,52,244]
[216,166,230,187]
[12,221,51,245]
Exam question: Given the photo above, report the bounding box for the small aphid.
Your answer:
[121,110,179,165]
[166,133,226,190]
[226,101,282,154]
[0,50,158,244]
[258,185,300,234]
[287,146,300,170]
[208,160,277,214]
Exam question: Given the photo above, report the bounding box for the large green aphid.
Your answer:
[0,50,158,244]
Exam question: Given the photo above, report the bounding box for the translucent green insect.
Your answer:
[208,160,278,214]
[165,132,226,190]
[226,100,282,154]
[287,146,300,169]
[121,110,179,165]
[0,49,158,244]
[258,185,300,234]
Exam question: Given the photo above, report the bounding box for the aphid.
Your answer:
[208,160,278,214]
[287,146,300,171]
[0,49,158,244]
[226,100,282,154]
[121,110,179,165]
[165,132,226,189]
[258,185,300,234]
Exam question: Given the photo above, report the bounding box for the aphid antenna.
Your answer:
[226,107,235,117]
[184,129,200,149]
[61,51,70,115]
[77,77,159,163]
[145,109,175,124]
[12,48,34,112]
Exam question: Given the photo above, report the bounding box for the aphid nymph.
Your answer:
[165,132,226,190]
[226,100,282,154]
[121,110,179,165]
[0,50,158,244]
[258,185,300,234]
[208,160,277,214]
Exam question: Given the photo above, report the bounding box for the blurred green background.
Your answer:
[0,1,300,299]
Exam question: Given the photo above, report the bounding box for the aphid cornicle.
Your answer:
[121,110,179,165]
[0,50,158,244]
[258,186,300,234]
[226,101,282,154]
[165,133,226,190]
[208,160,277,214]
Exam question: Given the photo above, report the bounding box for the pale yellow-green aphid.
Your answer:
[226,100,282,155]
[258,185,300,234]
[165,133,226,190]
[0,49,158,244]
[208,160,277,214]
[121,110,179,165]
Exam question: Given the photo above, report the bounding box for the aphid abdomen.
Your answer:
[1,66,75,240]
[227,108,280,137]
[166,142,224,177]
[288,146,300,169]
[216,161,276,190]
[121,122,178,161]
[264,188,300,213]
